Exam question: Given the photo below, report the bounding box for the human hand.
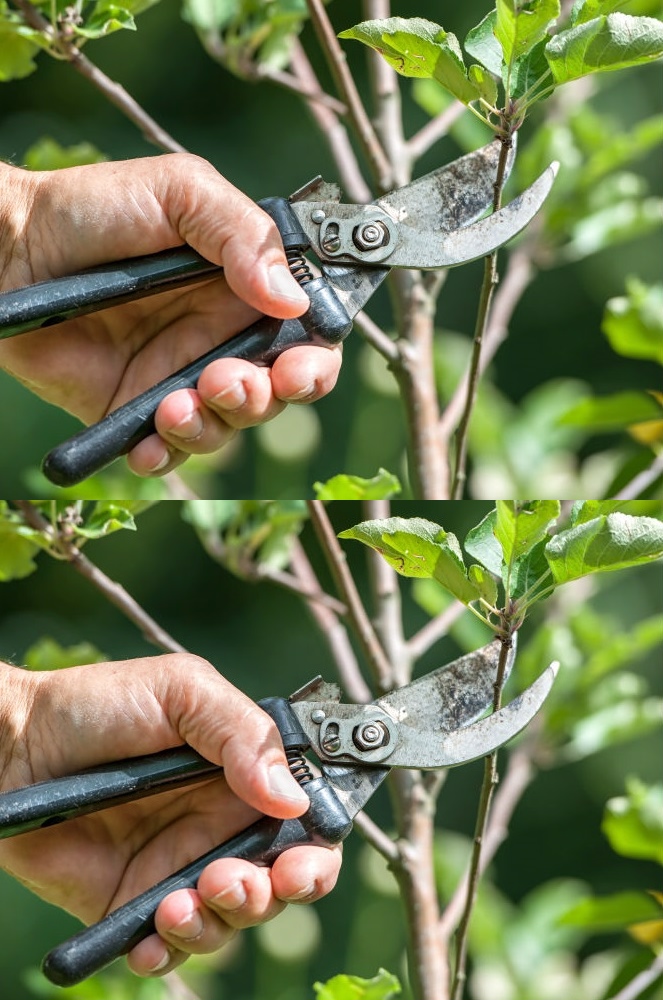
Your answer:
[0,155,342,476]
[0,655,341,976]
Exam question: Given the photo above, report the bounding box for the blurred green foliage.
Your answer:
[0,0,662,496]
[0,500,661,999]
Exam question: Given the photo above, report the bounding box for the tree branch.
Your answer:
[615,450,663,500]
[363,499,410,688]
[407,601,466,661]
[307,501,393,689]
[305,0,392,189]
[605,952,663,1000]
[13,502,186,653]
[10,0,185,153]
[289,40,372,204]
[288,540,372,704]
[408,101,467,161]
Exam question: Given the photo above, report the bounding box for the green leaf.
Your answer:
[545,13,663,85]
[464,509,503,577]
[339,18,480,104]
[578,114,663,186]
[74,503,137,539]
[509,37,553,101]
[0,20,41,81]
[495,500,561,566]
[468,62,499,105]
[496,0,560,67]
[560,890,663,930]
[571,500,663,525]
[603,278,663,365]
[314,969,401,1000]
[339,517,481,605]
[468,563,498,606]
[509,537,552,602]
[558,390,663,431]
[23,638,106,671]
[313,469,401,500]
[23,138,106,170]
[603,779,663,865]
[545,512,663,584]
[571,0,660,26]
[561,692,663,759]
[0,520,40,581]
[559,196,663,261]
[465,10,503,76]
[75,2,136,38]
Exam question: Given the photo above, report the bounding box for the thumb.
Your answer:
[160,656,311,820]
[155,154,311,320]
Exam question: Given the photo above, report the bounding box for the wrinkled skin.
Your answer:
[0,656,341,976]
[0,154,342,475]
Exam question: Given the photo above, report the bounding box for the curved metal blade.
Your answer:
[385,662,558,768]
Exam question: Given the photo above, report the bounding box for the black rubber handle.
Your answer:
[0,746,221,839]
[42,313,312,486]
[42,777,353,987]
[0,247,221,339]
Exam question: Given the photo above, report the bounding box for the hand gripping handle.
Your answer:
[42,778,352,987]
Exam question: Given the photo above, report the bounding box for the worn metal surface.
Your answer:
[293,138,558,270]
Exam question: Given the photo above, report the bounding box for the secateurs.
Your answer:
[0,636,558,987]
[0,140,558,487]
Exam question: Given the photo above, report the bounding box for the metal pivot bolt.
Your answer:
[353,221,389,252]
[353,720,390,751]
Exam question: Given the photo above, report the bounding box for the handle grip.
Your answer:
[42,275,351,487]
[0,747,220,839]
[42,777,353,987]
[0,248,221,339]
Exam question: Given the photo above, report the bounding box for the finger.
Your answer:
[271,845,343,903]
[197,358,284,430]
[126,433,189,477]
[154,155,310,319]
[154,388,238,452]
[127,933,188,977]
[154,657,311,819]
[197,858,284,930]
[155,888,237,956]
[270,344,343,403]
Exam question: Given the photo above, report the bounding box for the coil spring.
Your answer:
[286,748,314,785]
[286,248,314,286]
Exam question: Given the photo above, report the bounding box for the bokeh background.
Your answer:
[0,500,661,999]
[0,0,662,497]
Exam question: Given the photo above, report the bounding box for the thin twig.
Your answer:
[407,601,466,661]
[450,137,513,500]
[605,952,663,1000]
[289,40,371,204]
[450,636,513,1000]
[408,101,467,161]
[615,451,663,500]
[307,501,393,689]
[13,502,186,653]
[289,540,372,704]
[362,0,410,188]
[353,807,400,862]
[438,243,535,442]
[439,739,535,939]
[353,308,400,362]
[10,0,185,153]
[305,0,392,189]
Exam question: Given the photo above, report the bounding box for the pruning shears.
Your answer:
[0,636,558,987]
[0,140,558,487]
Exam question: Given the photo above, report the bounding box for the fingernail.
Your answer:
[171,408,204,442]
[209,880,247,912]
[282,382,316,403]
[268,264,309,306]
[146,951,171,973]
[209,380,247,412]
[146,452,170,474]
[170,908,204,942]
[268,764,310,806]
[283,882,317,903]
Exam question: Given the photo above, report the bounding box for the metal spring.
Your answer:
[286,249,314,285]
[286,748,314,785]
